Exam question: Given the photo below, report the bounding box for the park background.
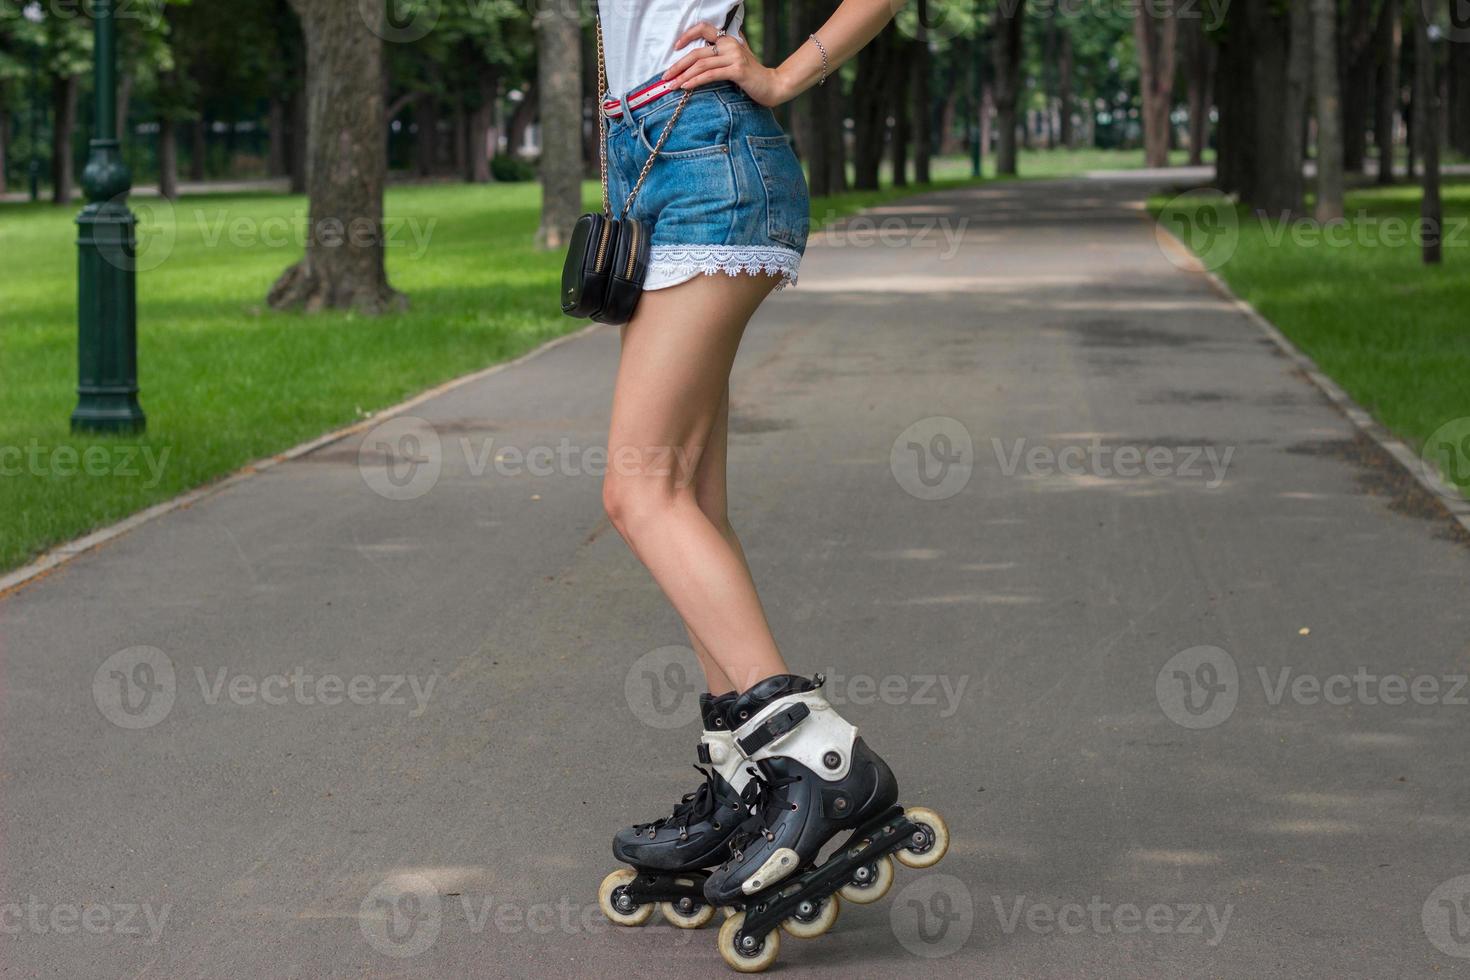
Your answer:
[1,0,1467,574]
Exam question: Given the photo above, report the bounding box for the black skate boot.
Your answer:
[598,692,753,929]
[703,674,950,972]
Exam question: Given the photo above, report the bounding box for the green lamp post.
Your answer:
[71,0,145,434]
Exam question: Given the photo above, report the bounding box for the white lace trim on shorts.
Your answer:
[644,245,801,291]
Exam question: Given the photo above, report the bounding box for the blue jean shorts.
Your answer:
[604,75,810,290]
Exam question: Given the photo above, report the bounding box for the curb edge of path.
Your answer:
[1154,216,1470,538]
[0,321,605,600]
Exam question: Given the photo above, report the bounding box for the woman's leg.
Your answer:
[681,385,770,695]
[604,273,789,693]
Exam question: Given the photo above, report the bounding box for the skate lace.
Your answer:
[724,762,801,860]
[633,765,738,839]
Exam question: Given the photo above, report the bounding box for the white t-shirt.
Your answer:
[598,1,745,97]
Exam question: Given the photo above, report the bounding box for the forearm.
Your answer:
[771,0,901,103]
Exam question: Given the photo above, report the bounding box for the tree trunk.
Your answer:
[802,38,847,197]
[0,107,8,196]
[980,82,993,171]
[1340,67,1372,173]
[452,102,468,180]
[470,74,497,183]
[268,0,403,313]
[414,93,437,177]
[1041,17,1056,148]
[1414,0,1441,264]
[51,74,78,205]
[787,0,810,158]
[286,37,309,194]
[535,3,583,249]
[800,95,825,194]
[116,73,133,144]
[190,117,207,181]
[581,25,599,175]
[993,0,1026,175]
[1314,0,1345,220]
[1339,0,1376,172]
[1274,0,1314,215]
[1058,25,1075,149]
[788,1,812,164]
[268,98,289,176]
[939,88,960,154]
[914,0,933,183]
[853,27,892,190]
[1373,0,1400,183]
[507,82,536,157]
[288,86,308,193]
[764,0,791,135]
[890,37,913,187]
[1213,17,1247,193]
[791,0,845,197]
[819,8,847,194]
[158,117,179,200]
[1448,20,1470,157]
[1181,10,1214,164]
[1134,0,1179,169]
[223,111,238,173]
[1217,0,1310,212]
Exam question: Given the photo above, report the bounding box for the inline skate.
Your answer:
[701,674,950,972]
[598,692,753,929]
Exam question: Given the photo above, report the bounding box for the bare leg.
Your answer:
[604,274,789,693]
[681,385,769,696]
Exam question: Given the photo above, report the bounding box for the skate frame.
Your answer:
[731,805,923,943]
[615,870,710,910]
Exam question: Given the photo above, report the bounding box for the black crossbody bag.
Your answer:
[561,10,738,325]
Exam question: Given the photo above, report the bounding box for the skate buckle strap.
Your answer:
[696,742,713,764]
[736,702,811,755]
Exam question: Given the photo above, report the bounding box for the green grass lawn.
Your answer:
[1154,181,1470,497]
[1,157,1012,574]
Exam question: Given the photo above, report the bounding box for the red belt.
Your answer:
[602,77,680,119]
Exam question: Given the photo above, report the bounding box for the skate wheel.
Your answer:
[660,899,715,929]
[895,806,950,869]
[837,854,894,905]
[781,893,840,939]
[598,869,654,926]
[718,910,780,973]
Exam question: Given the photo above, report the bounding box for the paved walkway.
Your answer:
[4,174,1469,979]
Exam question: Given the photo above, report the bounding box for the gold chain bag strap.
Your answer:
[562,8,738,324]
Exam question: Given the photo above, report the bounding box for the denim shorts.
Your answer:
[604,75,810,290]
